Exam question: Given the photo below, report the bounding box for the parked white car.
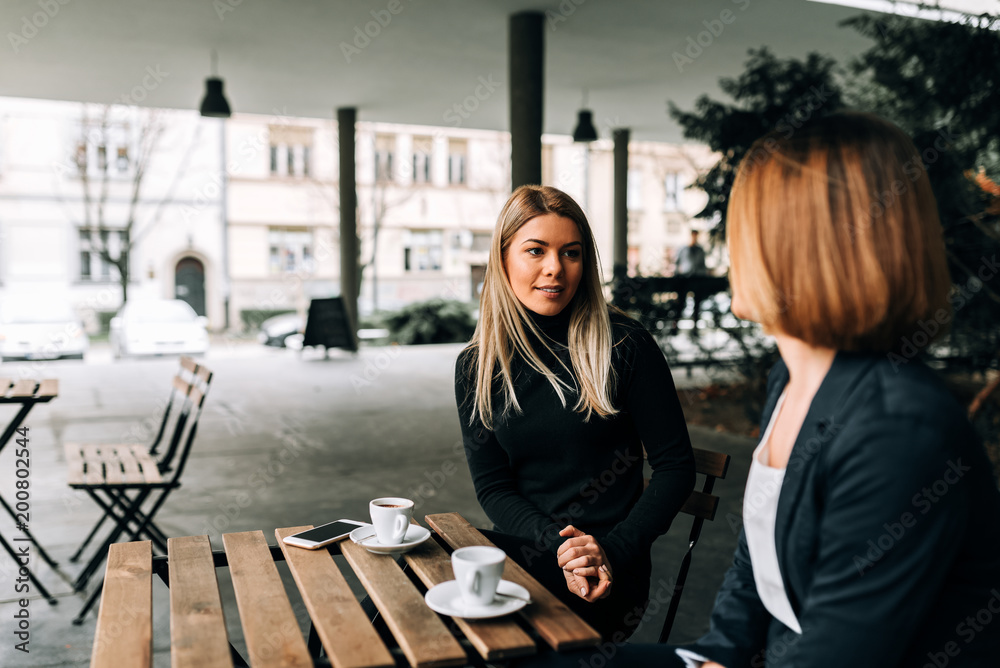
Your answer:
[110,299,209,359]
[0,300,89,361]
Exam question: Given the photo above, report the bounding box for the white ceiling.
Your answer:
[0,0,946,141]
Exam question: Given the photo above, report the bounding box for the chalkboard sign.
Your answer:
[301,297,357,353]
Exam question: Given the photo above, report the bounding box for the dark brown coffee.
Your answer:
[377,504,405,508]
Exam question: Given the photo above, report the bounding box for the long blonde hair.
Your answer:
[464,185,617,429]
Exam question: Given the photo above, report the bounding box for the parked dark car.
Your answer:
[258,313,304,348]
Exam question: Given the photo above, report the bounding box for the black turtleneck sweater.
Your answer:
[454,307,695,575]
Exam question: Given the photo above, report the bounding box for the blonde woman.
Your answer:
[515,114,1000,667]
[455,185,696,640]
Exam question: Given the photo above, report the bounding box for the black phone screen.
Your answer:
[291,521,361,543]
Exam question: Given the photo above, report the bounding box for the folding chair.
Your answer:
[652,447,731,643]
[68,363,213,624]
[65,356,201,566]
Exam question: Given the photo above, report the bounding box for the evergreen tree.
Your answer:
[668,48,846,240]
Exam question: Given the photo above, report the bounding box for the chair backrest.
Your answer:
[148,356,199,459]
[166,363,213,485]
[657,446,731,644]
[678,448,730,521]
[179,355,198,375]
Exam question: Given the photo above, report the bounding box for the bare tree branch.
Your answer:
[131,120,201,247]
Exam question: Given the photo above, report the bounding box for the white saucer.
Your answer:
[349,524,431,554]
[424,580,531,619]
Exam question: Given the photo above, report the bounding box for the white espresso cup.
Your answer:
[369,497,414,545]
[451,546,506,607]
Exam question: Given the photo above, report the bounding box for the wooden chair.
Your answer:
[66,356,201,565]
[650,447,731,643]
[70,363,214,624]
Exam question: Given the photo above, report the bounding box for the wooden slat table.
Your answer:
[424,514,601,652]
[0,377,60,603]
[0,377,58,447]
[91,514,602,667]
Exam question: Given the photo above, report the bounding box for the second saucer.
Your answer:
[349,524,431,555]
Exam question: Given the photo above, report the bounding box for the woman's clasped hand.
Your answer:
[556,525,612,602]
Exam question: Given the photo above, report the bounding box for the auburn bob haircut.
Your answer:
[727,111,951,352]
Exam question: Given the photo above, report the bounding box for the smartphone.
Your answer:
[282,519,368,549]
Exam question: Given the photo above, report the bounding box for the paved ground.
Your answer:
[0,339,755,667]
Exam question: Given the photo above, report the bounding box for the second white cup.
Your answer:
[369,497,414,545]
[451,546,506,607]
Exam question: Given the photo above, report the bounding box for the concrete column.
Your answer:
[338,107,358,330]
[509,12,544,190]
[612,128,630,286]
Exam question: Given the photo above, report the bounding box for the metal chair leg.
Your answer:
[0,532,57,604]
[72,576,104,625]
[658,544,694,643]
[0,494,60,569]
[107,489,171,548]
[124,487,177,555]
[74,488,151,592]
[104,489,169,552]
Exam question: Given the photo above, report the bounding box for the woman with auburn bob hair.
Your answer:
[515,113,1000,667]
[454,185,696,640]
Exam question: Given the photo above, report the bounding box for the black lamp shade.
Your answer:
[573,109,598,142]
[199,77,231,118]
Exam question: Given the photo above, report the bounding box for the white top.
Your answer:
[676,390,800,668]
[743,389,801,633]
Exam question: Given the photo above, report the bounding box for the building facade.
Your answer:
[0,97,224,330]
[0,96,718,331]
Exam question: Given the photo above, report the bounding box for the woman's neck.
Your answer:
[525,306,571,341]
[774,334,837,398]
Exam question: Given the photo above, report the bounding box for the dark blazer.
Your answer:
[685,351,1000,667]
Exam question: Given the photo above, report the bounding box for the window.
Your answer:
[448,139,467,185]
[116,147,129,173]
[412,136,432,184]
[627,169,643,210]
[471,232,492,252]
[664,172,682,212]
[375,134,395,183]
[403,230,443,271]
[628,214,641,238]
[269,126,315,178]
[79,229,124,281]
[269,144,312,177]
[75,143,87,170]
[73,121,131,177]
[268,228,314,274]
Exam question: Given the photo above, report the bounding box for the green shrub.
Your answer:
[381,299,476,345]
[240,309,296,332]
[359,311,388,331]
[97,311,117,334]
